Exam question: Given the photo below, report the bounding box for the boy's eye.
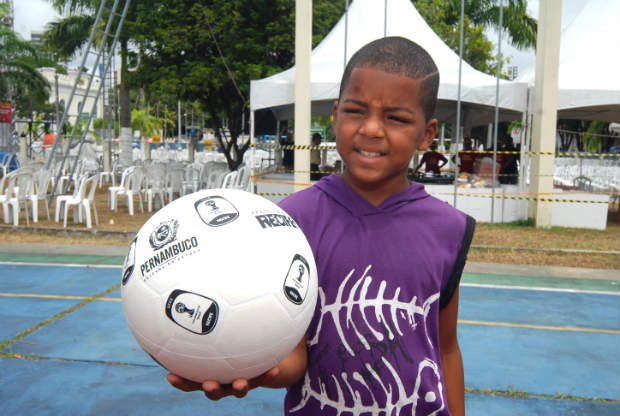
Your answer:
[388,115,409,123]
[343,108,363,115]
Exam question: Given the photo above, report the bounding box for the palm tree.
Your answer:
[415,0,537,51]
[131,109,161,139]
[43,0,138,168]
[0,3,51,113]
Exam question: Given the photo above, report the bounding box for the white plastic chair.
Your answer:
[221,171,238,188]
[181,163,202,196]
[164,168,184,201]
[55,175,86,224]
[199,163,211,189]
[3,171,33,226]
[108,166,136,209]
[114,169,144,215]
[204,163,228,188]
[144,167,167,212]
[99,158,118,188]
[0,170,18,223]
[29,169,54,222]
[56,174,99,228]
[234,165,251,191]
[84,173,100,226]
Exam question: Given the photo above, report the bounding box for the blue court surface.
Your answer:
[0,257,618,415]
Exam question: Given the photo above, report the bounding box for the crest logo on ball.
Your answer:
[149,220,179,250]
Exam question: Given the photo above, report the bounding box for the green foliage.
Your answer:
[507,119,522,135]
[92,117,119,140]
[131,109,162,137]
[582,121,606,152]
[67,118,88,137]
[312,116,335,142]
[132,0,343,170]
[42,15,94,61]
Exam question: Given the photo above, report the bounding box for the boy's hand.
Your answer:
[166,367,280,400]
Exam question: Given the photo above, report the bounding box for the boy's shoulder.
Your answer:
[278,180,327,218]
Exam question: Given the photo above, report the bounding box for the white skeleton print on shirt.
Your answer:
[289,265,447,416]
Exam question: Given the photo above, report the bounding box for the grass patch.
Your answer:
[465,386,620,404]
[0,185,618,270]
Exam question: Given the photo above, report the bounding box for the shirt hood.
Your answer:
[313,174,429,217]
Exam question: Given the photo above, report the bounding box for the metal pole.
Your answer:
[491,0,504,223]
[54,72,59,136]
[453,0,465,208]
[177,100,181,145]
[250,110,256,193]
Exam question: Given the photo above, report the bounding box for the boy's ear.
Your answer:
[417,118,438,151]
[332,101,339,122]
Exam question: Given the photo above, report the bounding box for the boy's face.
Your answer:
[333,67,437,199]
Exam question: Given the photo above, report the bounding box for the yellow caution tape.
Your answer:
[252,143,620,158]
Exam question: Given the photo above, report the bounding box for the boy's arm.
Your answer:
[167,336,307,400]
[439,288,465,416]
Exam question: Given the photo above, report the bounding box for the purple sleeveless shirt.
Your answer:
[278,175,474,416]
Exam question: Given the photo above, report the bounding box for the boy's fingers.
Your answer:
[171,368,281,400]
[244,366,280,390]
[167,373,202,392]
[231,379,250,398]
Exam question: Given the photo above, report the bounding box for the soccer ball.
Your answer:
[121,189,318,383]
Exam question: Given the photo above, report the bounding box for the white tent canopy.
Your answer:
[250,0,528,128]
[517,0,620,122]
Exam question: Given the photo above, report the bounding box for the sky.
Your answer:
[13,0,586,73]
[13,0,59,38]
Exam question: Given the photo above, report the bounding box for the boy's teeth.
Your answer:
[360,150,380,157]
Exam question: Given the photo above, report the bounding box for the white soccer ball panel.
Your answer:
[215,293,300,356]
[121,277,167,345]
[155,351,236,384]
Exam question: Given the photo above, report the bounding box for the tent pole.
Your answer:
[453,0,465,208]
[528,0,562,228]
[384,0,388,37]
[294,0,312,191]
[344,0,349,70]
[491,0,504,224]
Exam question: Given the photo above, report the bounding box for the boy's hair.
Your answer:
[338,36,440,121]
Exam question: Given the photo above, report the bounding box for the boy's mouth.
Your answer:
[357,149,384,158]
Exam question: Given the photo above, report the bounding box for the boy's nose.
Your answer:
[359,115,384,139]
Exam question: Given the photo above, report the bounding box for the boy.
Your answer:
[168,36,475,416]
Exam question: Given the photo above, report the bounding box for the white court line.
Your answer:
[461,282,620,296]
[0,262,617,296]
[0,261,122,269]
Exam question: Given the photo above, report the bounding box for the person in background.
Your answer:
[310,133,322,181]
[414,141,448,175]
[279,126,294,170]
[453,137,476,174]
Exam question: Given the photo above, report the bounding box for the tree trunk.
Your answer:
[119,39,133,168]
